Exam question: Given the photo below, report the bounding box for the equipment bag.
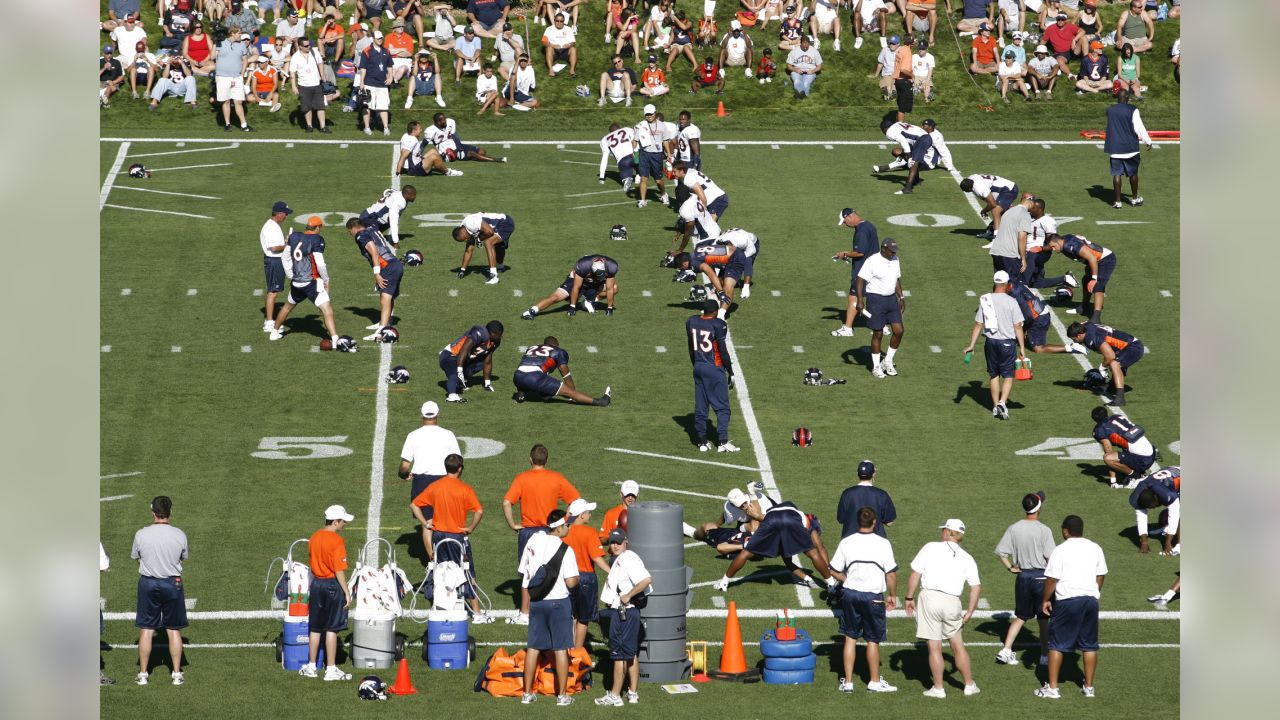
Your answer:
[475,647,594,697]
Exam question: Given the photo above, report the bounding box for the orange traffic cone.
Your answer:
[708,601,760,681]
[387,658,418,695]
[716,101,727,117]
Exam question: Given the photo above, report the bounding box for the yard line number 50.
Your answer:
[251,436,507,460]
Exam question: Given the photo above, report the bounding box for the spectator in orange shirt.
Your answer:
[250,56,282,112]
[410,454,495,623]
[502,444,581,624]
[893,31,914,121]
[598,480,639,541]
[638,54,669,96]
[970,22,998,76]
[386,18,417,83]
[564,498,613,647]
[316,16,346,64]
[302,505,354,681]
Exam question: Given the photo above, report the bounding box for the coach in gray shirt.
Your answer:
[131,496,190,686]
[213,33,252,132]
[962,271,1026,420]
[993,491,1056,667]
[989,193,1034,279]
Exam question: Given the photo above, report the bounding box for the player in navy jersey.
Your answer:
[359,185,417,247]
[438,320,504,403]
[1090,406,1157,484]
[712,500,835,591]
[1004,281,1074,355]
[1130,466,1180,555]
[512,336,612,406]
[452,212,515,285]
[1045,233,1116,323]
[692,239,747,319]
[687,299,738,452]
[1066,321,1144,406]
[522,255,620,319]
[270,216,352,350]
[346,217,405,340]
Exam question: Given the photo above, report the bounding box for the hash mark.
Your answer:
[587,346,598,353]
[716,144,725,150]
[101,345,112,353]
[902,290,911,297]
[176,142,185,147]
[512,289,523,297]
[930,345,941,353]
[448,288,458,297]
[556,143,565,150]
[977,598,991,610]
[171,346,182,353]
[987,144,997,149]
[517,346,528,354]
[1159,290,1172,297]
[339,143,349,149]
[823,144,833,150]
[792,345,804,353]
[252,288,263,296]
[241,345,252,353]
[835,290,846,297]
[711,596,726,608]
[965,290,976,296]
[771,144,780,150]
[642,290,652,297]
[187,288,197,296]
[770,290,781,296]
[285,142,294,148]
[655,346,667,353]
[1041,144,1052,149]
[121,288,132,296]
[310,346,320,352]
[503,142,511,149]
[878,144,887,150]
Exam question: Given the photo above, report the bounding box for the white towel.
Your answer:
[979,293,1000,334]
[431,561,468,611]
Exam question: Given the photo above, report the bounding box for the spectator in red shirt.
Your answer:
[691,56,724,94]
[1041,11,1080,76]
[969,22,998,76]
[756,47,776,84]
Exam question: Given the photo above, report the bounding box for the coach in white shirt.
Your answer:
[398,401,462,502]
[855,238,905,379]
[259,201,290,332]
[829,507,898,694]
[1036,514,1108,699]
[905,518,981,699]
[518,509,579,704]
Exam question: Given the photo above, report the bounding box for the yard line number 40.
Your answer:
[252,436,506,460]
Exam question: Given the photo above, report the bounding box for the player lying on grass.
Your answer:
[523,255,620,318]
[512,337,613,406]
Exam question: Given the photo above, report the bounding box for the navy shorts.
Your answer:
[308,577,349,633]
[557,277,603,300]
[510,89,534,103]
[603,607,642,660]
[995,184,1020,210]
[707,194,728,218]
[909,133,934,167]
[1026,314,1050,348]
[438,350,486,383]
[744,511,814,559]
[528,597,574,651]
[1048,595,1100,652]
[985,337,1018,379]
[1109,154,1141,177]
[287,280,323,305]
[491,216,515,248]
[743,240,759,277]
[1092,254,1117,293]
[617,154,636,180]
[264,256,285,292]
[410,473,444,503]
[704,527,749,550]
[839,589,888,643]
[865,293,902,329]
[375,258,404,298]
[848,259,866,295]
[457,143,482,160]
[721,254,746,283]
[135,576,188,630]
[517,526,546,562]
[895,77,914,113]
[1115,339,1145,370]
[1119,448,1155,474]
[432,532,476,598]
[992,254,1023,280]
[514,369,563,398]
[571,573,599,623]
[639,150,665,180]
[1014,569,1048,620]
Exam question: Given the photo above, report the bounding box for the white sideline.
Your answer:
[128,143,239,158]
[102,204,213,220]
[114,186,221,200]
[101,138,1181,147]
[604,447,759,472]
[101,607,1178,621]
[99,142,131,211]
[364,143,398,547]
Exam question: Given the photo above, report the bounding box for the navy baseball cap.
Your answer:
[857,460,876,478]
[272,201,293,215]
[837,207,857,225]
[881,238,899,251]
[103,44,115,53]
[888,35,901,45]
[606,528,627,545]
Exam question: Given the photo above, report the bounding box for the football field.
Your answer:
[100,134,1179,717]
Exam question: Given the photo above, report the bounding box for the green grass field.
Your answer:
[99,132,1179,717]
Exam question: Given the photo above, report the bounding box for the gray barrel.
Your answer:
[627,501,691,684]
[350,618,396,669]
[641,615,687,641]
[638,659,692,683]
[640,591,692,618]
[646,566,694,595]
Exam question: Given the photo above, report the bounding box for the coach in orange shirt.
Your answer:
[302,505,354,681]
[502,444,580,624]
[411,454,495,623]
[598,480,639,541]
[564,498,612,647]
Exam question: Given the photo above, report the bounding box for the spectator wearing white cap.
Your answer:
[719,20,753,77]
[961,270,1026,420]
[301,504,354,681]
[398,401,462,504]
[994,491,1055,667]
[1026,44,1060,99]
[905,518,981,698]
[599,481,639,541]
[564,498,612,647]
[1036,514,1107,699]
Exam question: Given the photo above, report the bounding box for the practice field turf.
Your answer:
[100,134,1179,717]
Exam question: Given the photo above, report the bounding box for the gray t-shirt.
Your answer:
[990,203,1032,259]
[974,292,1024,340]
[994,519,1056,570]
[131,524,189,578]
[214,39,248,78]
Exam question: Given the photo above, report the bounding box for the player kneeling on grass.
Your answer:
[523,255,621,319]
[453,212,515,285]
[1130,466,1180,555]
[1091,406,1157,486]
[512,337,613,406]
[271,216,354,351]
[1064,321,1144,406]
[594,529,651,707]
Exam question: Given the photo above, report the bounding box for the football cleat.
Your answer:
[404,249,424,266]
[688,285,709,302]
[512,391,526,403]
[375,326,399,344]
[792,427,812,447]
[128,163,152,178]
[386,365,410,384]
[335,336,358,353]
[358,675,388,700]
[803,367,823,385]
[521,308,537,320]
[610,224,628,242]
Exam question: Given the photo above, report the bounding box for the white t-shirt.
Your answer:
[856,252,901,297]
[859,0,888,24]
[290,48,323,87]
[1028,214,1058,251]
[512,64,536,95]
[831,532,897,594]
[542,24,576,47]
[719,228,757,257]
[1044,537,1108,600]
[910,540,980,597]
[276,19,307,41]
[1028,55,1055,76]
[111,25,149,66]
[682,169,725,204]
[399,424,462,476]
[676,123,701,162]
[599,549,652,608]
[723,35,748,63]
[912,52,936,78]
[259,218,286,257]
[998,60,1024,78]
[518,531,579,601]
[600,126,635,161]
[475,73,498,101]
[929,128,954,170]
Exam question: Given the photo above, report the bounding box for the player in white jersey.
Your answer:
[395,120,462,177]
[360,187,416,247]
[874,118,928,172]
[718,227,760,298]
[427,112,505,163]
[599,123,639,193]
[671,162,728,220]
[1025,197,1077,290]
[675,110,702,167]
[922,118,953,171]
[665,195,723,264]
[719,21,754,76]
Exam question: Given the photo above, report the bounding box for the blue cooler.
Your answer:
[424,609,470,670]
[281,615,324,670]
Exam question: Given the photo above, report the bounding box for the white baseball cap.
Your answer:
[939,518,966,533]
[421,401,441,418]
[620,480,640,497]
[726,488,749,507]
[373,30,385,39]
[731,19,742,30]
[992,270,1010,284]
[643,103,657,115]
[325,504,355,522]
[567,498,598,516]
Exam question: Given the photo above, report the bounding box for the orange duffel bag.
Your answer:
[475,647,594,697]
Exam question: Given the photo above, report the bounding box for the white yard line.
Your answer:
[100,471,143,480]
[615,481,729,501]
[570,200,635,210]
[564,189,620,197]
[365,143,399,546]
[101,137,1181,147]
[604,447,760,472]
[128,144,239,158]
[99,494,134,503]
[114,186,221,200]
[102,607,1179,621]
[102,204,212,219]
[148,163,233,171]
[99,142,131,211]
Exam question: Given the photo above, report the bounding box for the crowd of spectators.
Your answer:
[100,0,1180,122]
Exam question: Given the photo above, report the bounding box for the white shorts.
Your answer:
[815,7,837,32]
[724,53,747,66]
[859,0,888,24]
[215,75,245,102]
[391,57,413,72]
[367,86,390,111]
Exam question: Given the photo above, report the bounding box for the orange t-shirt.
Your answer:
[598,503,627,541]
[641,67,666,87]
[503,468,580,528]
[972,35,998,65]
[894,44,913,79]
[413,475,482,534]
[565,523,605,573]
[308,529,348,579]
[385,31,415,57]
[252,66,278,94]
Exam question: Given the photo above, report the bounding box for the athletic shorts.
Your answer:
[743,510,813,558]
[367,86,390,111]
[1091,254,1117,293]
[514,369,563,398]
[527,598,574,651]
[409,473,443,503]
[557,277,603,300]
[517,526,546,562]
[263,256,285,292]
[703,527,750,550]
[895,78,914,113]
[552,47,571,62]
[639,150,665,180]
[840,589,888,642]
[603,607,642,660]
[375,258,404,297]
[1014,569,1048,620]
[308,577,349,632]
[995,184,1020,210]
[865,292,902,328]
[1047,595,1100,652]
[1109,154,1140,177]
[1115,339,1145,370]
[984,337,1018,379]
[490,216,516,247]
[915,587,963,641]
[1118,449,1155,475]
[215,75,245,102]
[719,254,747,284]
[299,84,327,112]
[288,280,330,306]
[1026,314,1050,348]
[617,154,636,180]
[707,194,728,218]
[571,573,599,623]
[135,576,188,630]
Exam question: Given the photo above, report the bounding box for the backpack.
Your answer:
[527,544,569,602]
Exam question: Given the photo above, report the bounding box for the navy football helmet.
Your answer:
[386,365,410,384]
[688,285,709,302]
[358,675,388,700]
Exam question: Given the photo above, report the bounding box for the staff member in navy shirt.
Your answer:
[831,207,880,338]
[687,299,737,453]
[468,0,510,39]
[836,460,897,538]
[361,31,394,136]
[1104,88,1153,209]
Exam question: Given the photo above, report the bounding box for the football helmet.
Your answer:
[404,249,424,266]
[803,368,823,385]
[672,268,696,283]
[659,254,677,268]
[376,326,399,344]
[386,365,410,384]
[610,224,628,242]
[688,285,709,302]
[792,427,813,447]
[1054,287,1073,300]
[127,163,151,178]
[358,675,388,701]
[335,336,358,353]
[574,84,591,97]
[1083,368,1107,390]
